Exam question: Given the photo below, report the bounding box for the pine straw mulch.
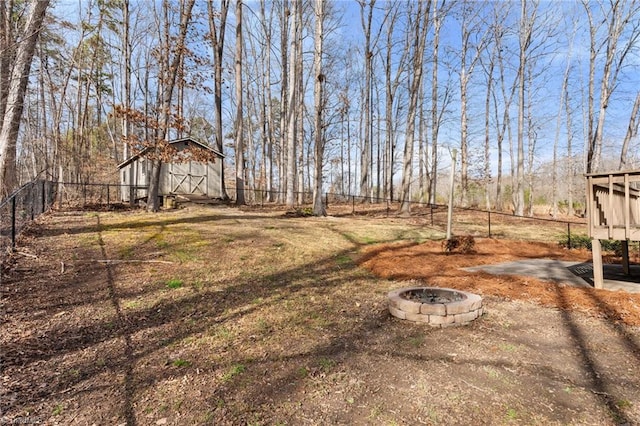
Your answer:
[359,238,640,327]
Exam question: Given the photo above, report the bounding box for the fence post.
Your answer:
[11,196,16,249]
[30,185,35,220]
[129,185,135,207]
[430,204,434,226]
[488,211,492,238]
[352,195,355,215]
[107,184,110,207]
[41,180,46,214]
[325,192,329,209]
[567,222,571,249]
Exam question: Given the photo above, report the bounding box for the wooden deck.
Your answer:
[586,170,640,289]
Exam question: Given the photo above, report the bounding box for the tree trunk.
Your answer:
[260,0,275,201]
[430,1,443,206]
[147,0,196,212]
[285,0,300,208]
[525,63,535,218]
[460,65,469,206]
[565,75,575,217]
[207,0,230,199]
[552,38,572,218]
[295,3,303,206]
[383,2,407,202]
[121,0,131,161]
[399,0,429,215]
[234,0,245,205]
[279,0,289,203]
[359,0,374,201]
[312,0,326,216]
[418,87,426,204]
[375,81,382,201]
[384,10,394,202]
[515,0,535,216]
[620,92,640,169]
[584,2,596,174]
[483,53,494,211]
[0,0,50,197]
[0,0,15,125]
[493,7,516,212]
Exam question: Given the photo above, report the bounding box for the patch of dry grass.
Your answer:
[2,205,639,426]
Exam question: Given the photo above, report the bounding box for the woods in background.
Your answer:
[1,0,639,215]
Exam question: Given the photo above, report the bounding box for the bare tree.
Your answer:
[0,0,50,197]
[620,92,640,169]
[312,0,326,216]
[67,0,116,185]
[358,0,375,200]
[481,41,495,211]
[207,0,230,199]
[121,0,131,162]
[37,15,77,184]
[0,0,16,126]
[457,0,487,207]
[383,1,408,202]
[234,0,245,205]
[491,4,517,212]
[418,80,427,204]
[564,70,576,217]
[399,0,430,214]
[583,0,640,173]
[336,50,356,196]
[551,21,574,218]
[146,0,196,212]
[294,0,304,206]
[525,61,537,218]
[514,0,538,216]
[285,0,301,208]
[429,0,448,205]
[279,0,289,203]
[259,0,275,201]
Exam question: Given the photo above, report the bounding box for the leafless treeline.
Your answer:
[1,0,639,215]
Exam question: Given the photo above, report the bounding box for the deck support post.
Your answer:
[621,240,630,276]
[592,238,604,289]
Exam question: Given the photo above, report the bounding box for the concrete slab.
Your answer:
[464,259,640,293]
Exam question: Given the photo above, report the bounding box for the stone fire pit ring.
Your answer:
[388,286,483,327]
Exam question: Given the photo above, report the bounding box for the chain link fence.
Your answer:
[233,189,587,246]
[0,180,57,257]
[56,184,588,246]
[56,182,125,209]
[1,181,589,265]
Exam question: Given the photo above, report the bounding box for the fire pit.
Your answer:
[388,286,483,327]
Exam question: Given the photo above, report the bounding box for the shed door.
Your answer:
[189,162,207,195]
[170,162,207,195]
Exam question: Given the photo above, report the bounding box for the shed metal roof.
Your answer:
[117,137,224,170]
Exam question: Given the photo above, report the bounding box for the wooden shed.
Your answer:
[586,169,640,288]
[117,137,225,203]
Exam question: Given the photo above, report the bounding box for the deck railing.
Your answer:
[587,170,640,241]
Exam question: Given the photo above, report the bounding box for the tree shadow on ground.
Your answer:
[37,210,277,238]
[3,211,639,425]
[1,214,379,425]
[554,285,636,425]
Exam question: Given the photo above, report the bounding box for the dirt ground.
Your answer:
[1,206,640,425]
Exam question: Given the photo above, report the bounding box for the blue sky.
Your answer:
[51,0,640,177]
